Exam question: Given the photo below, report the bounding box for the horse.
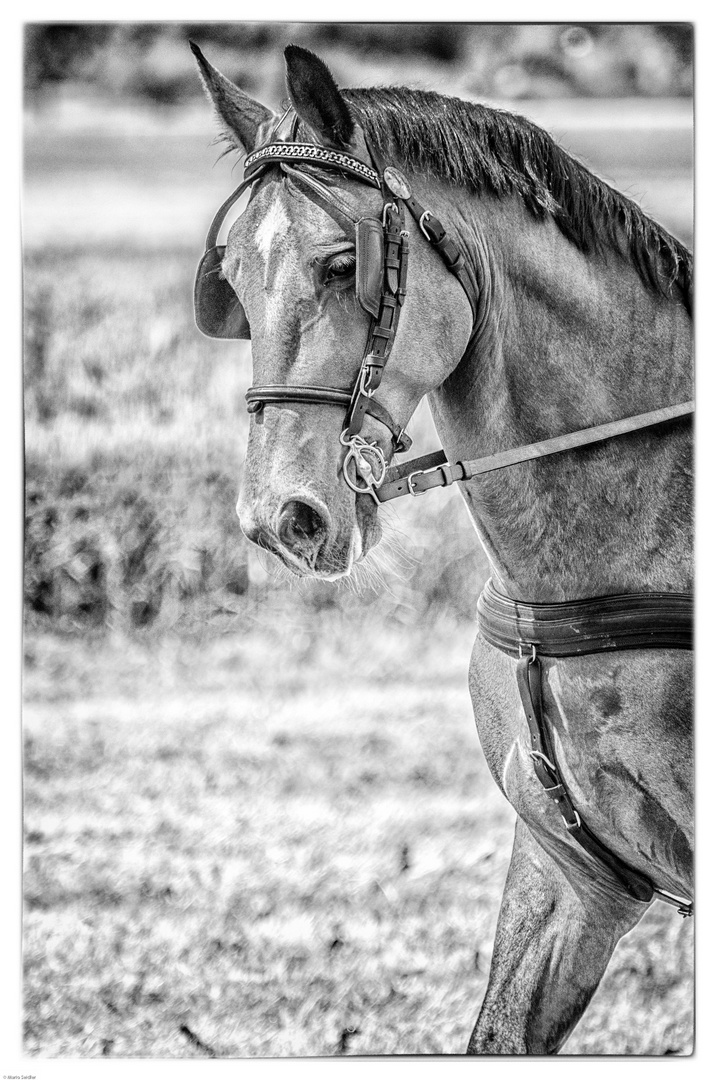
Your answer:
[191,43,693,1055]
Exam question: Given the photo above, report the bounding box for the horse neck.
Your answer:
[428,192,693,602]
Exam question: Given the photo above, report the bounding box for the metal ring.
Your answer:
[341,434,387,502]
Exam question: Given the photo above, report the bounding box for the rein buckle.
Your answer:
[407,470,427,497]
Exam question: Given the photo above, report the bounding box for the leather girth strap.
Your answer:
[477,579,693,656]
[479,581,693,917]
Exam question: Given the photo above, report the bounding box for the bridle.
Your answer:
[194,109,477,501]
[195,112,694,917]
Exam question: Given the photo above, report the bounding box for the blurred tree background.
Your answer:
[25,22,693,107]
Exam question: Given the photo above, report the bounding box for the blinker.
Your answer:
[194,245,251,339]
[195,202,385,340]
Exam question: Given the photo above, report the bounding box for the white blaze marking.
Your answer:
[254,200,292,332]
[255,199,290,260]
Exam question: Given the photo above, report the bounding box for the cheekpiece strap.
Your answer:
[343,199,411,451]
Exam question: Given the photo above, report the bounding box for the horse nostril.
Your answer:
[277,500,327,552]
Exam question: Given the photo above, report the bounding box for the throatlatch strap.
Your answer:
[514,655,692,917]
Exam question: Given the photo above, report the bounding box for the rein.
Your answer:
[196,115,694,918]
[376,400,694,501]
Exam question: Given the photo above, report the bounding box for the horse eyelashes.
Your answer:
[325,253,356,282]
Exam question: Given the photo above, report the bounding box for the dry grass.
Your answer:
[23,625,693,1058]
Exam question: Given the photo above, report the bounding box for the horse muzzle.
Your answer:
[237,493,357,576]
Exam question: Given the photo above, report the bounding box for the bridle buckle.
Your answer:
[419,210,433,241]
[359,366,377,398]
[407,470,427,497]
[382,201,399,226]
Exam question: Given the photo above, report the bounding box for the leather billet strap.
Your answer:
[477,578,693,656]
[515,653,693,917]
[376,400,695,502]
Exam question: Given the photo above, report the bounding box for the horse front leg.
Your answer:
[468,817,646,1055]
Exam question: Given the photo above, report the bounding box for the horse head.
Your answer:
[193,44,473,578]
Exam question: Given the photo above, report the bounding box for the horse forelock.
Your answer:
[340,86,692,310]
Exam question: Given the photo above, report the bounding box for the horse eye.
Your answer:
[325,253,356,281]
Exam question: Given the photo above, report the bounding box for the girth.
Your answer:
[477,578,694,917]
[477,578,693,656]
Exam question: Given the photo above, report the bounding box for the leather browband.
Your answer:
[477,577,693,657]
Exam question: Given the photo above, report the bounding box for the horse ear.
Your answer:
[190,41,273,154]
[284,45,354,148]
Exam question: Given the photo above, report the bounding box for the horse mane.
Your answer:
[342,87,692,309]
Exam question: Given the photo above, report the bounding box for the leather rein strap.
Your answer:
[478,578,694,917]
[376,400,694,501]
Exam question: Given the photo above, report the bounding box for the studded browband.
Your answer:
[244,141,381,187]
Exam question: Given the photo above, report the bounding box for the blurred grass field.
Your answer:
[22,89,693,1057]
[23,625,693,1057]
